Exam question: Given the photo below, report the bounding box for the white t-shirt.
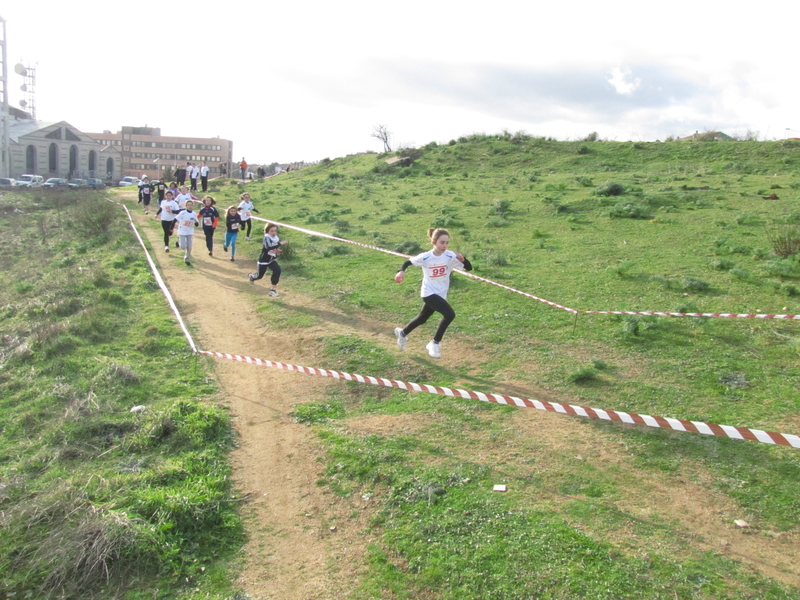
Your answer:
[409,249,465,299]
[200,165,209,176]
[238,200,254,221]
[191,165,200,178]
[175,210,199,236]
[160,199,179,222]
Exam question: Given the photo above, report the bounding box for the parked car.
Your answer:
[68,179,87,189]
[86,178,106,190]
[118,176,140,187]
[13,174,44,188]
[43,178,70,189]
[0,177,17,190]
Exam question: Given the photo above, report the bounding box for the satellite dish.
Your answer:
[14,63,26,76]
[19,100,27,107]
[20,84,27,92]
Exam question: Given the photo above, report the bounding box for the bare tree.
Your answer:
[371,124,393,152]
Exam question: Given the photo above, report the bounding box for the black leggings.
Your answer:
[402,294,455,343]
[242,219,253,237]
[203,226,215,252]
[253,260,281,285]
[161,220,175,246]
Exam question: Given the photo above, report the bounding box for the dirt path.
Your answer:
[125,202,799,596]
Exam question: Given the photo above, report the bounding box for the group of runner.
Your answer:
[144,178,471,356]
[153,188,285,297]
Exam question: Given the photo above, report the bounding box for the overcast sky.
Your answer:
[4,1,799,164]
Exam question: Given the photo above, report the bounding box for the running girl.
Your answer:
[175,199,199,265]
[223,205,244,262]
[393,228,472,358]
[155,177,168,202]
[198,196,220,256]
[158,190,180,252]
[248,223,287,297]
[237,192,260,240]
[175,185,196,209]
[138,176,154,214]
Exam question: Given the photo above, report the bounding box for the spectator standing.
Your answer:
[200,162,210,191]
[239,158,248,181]
[175,164,187,186]
[190,163,200,192]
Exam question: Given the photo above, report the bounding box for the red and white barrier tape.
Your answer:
[117,200,799,450]
[196,349,800,449]
[253,216,799,320]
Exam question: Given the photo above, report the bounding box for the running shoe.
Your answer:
[268,288,279,297]
[230,257,235,262]
[184,259,191,265]
[245,236,251,241]
[208,251,212,256]
[425,340,441,358]
[223,246,228,252]
[176,241,180,248]
[164,245,169,252]
[394,327,407,351]
[248,273,256,283]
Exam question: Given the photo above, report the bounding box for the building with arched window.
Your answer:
[7,116,120,181]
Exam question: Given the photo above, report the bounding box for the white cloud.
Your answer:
[608,67,641,96]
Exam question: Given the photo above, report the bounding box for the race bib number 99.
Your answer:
[429,266,447,278]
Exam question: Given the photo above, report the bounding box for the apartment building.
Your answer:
[85,126,233,180]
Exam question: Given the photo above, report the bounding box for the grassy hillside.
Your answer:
[0,193,243,599]
[197,135,800,599]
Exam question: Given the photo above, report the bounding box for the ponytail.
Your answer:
[428,228,449,244]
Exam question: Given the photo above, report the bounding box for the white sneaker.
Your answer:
[426,340,441,358]
[268,288,279,297]
[394,328,407,351]
[164,245,169,252]
[245,236,251,241]
[248,273,256,283]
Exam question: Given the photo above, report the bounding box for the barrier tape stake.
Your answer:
[572,312,579,337]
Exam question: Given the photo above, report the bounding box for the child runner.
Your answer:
[198,196,220,256]
[168,181,179,197]
[155,177,168,202]
[175,199,199,265]
[138,176,154,214]
[158,190,180,252]
[174,185,196,209]
[223,205,244,262]
[393,228,472,358]
[237,192,259,240]
[173,186,197,247]
[248,222,287,296]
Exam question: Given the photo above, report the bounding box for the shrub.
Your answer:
[608,203,650,219]
[710,259,735,270]
[762,258,800,278]
[730,268,749,280]
[569,367,597,383]
[394,240,422,255]
[489,199,512,217]
[321,245,352,257]
[398,203,418,214]
[72,198,120,237]
[682,277,711,292]
[783,284,800,297]
[484,217,509,228]
[595,181,625,196]
[575,176,594,187]
[379,213,399,225]
[613,261,636,278]
[332,219,351,231]
[767,226,800,258]
[484,251,508,266]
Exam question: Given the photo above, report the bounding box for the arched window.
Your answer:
[48,143,58,173]
[26,145,36,173]
[69,145,78,176]
[106,157,114,179]
[88,150,97,175]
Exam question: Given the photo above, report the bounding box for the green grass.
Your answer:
[0,192,243,599]
[199,136,800,598]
